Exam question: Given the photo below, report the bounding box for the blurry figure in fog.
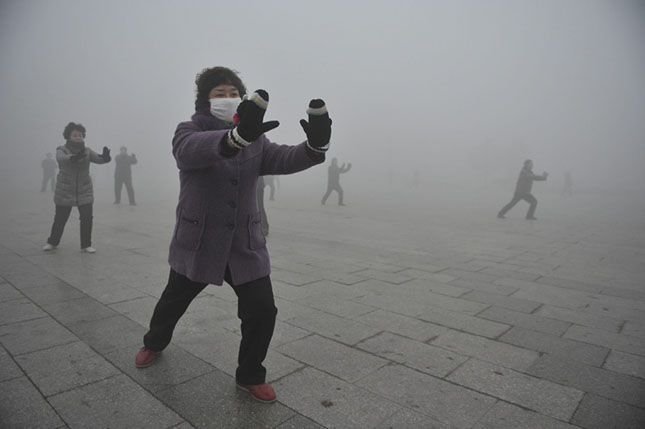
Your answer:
[562,170,573,197]
[264,175,276,200]
[114,146,137,205]
[497,159,548,220]
[41,152,57,192]
[321,157,351,205]
[43,122,111,253]
[257,176,269,236]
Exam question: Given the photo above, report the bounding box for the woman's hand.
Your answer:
[229,90,280,149]
[300,99,331,153]
[101,146,111,162]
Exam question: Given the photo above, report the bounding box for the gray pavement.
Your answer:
[1,190,644,428]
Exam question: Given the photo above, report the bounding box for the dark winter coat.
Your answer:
[168,111,325,286]
[515,166,547,194]
[54,143,109,206]
[114,154,137,179]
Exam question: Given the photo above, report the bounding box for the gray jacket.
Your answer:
[168,113,325,286]
[54,144,109,206]
[515,166,547,194]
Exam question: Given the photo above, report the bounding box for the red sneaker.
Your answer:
[135,347,158,368]
[236,381,277,403]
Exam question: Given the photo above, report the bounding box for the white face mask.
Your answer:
[209,97,240,123]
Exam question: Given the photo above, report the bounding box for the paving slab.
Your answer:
[0,316,78,356]
[571,393,645,429]
[603,350,645,379]
[564,324,645,356]
[534,304,623,332]
[356,363,497,429]
[473,401,580,429]
[527,354,645,407]
[0,297,48,325]
[0,345,23,382]
[0,282,23,303]
[0,376,64,428]
[447,358,583,421]
[354,309,451,342]
[461,289,541,313]
[19,280,87,306]
[478,305,571,336]
[418,306,511,338]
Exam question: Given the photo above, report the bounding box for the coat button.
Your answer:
[231,179,238,185]
[229,201,236,208]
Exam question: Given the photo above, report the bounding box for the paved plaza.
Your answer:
[1,187,644,428]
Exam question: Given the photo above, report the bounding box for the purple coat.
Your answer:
[168,111,325,285]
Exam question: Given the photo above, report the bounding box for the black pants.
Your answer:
[115,176,135,204]
[47,204,93,248]
[41,175,55,192]
[498,192,537,218]
[322,184,343,205]
[143,268,278,385]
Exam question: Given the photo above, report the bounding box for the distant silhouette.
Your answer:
[562,171,573,197]
[321,158,351,206]
[114,146,137,205]
[497,159,548,220]
[264,175,276,201]
[257,176,269,236]
[41,153,57,192]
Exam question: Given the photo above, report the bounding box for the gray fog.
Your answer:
[1,0,644,225]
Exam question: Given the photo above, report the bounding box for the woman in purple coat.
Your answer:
[135,67,331,403]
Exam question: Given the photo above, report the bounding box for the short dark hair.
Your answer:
[63,122,86,140]
[194,66,246,111]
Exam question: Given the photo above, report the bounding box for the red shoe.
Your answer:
[236,381,277,403]
[135,347,158,368]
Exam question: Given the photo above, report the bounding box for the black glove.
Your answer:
[69,151,86,162]
[101,146,111,162]
[300,99,332,153]
[229,89,280,149]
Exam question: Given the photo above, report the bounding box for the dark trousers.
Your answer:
[143,268,278,385]
[322,184,343,205]
[47,204,93,248]
[41,175,55,192]
[498,192,538,218]
[115,176,135,204]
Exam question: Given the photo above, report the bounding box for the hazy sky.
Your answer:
[1,0,644,196]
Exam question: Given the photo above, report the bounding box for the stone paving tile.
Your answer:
[374,408,454,428]
[353,268,413,284]
[564,324,645,356]
[0,376,64,428]
[271,269,321,286]
[173,326,241,377]
[42,296,118,325]
[108,295,158,327]
[354,309,451,342]
[15,341,120,396]
[276,414,326,429]
[352,260,407,273]
[461,290,541,313]
[157,369,296,428]
[536,276,605,294]
[622,321,645,338]
[528,354,645,408]
[499,326,609,367]
[0,282,23,302]
[105,344,215,393]
[284,308,380,345]
[49,374,184,428]
[309,270,368,285]
[472,401,580,429]
[0,345,23,382]
[535,304,623,333]
[478,306,571,336]
[273,366,401,429]
[295,293,375,319]
[430,330,539,371]
[278,334,388,383]
[447,358,583,421]
[2,267,61,290]
[356,331,467,377]
[479,267,541,282]
[0,316,78,356]
[603,350,645,379]
[67,314,147,354]
[418,306,510,338]
[19,281,86,306]
[0,297,48,325]
[269,320,311,347]
[448,278,519,296]
[396,269,457,284]
[600,285,645,302]
[570,393,645,429]
[402,278,469,298]
[439,268,499,284]
[357,363,497,429]
[80,281,149,305]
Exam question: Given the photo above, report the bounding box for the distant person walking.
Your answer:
[264,175,276,200]
[562,170,573,197]
[114,146,137,205]
[43,122,111,253]
[41,152,57,192]
[134,66,332,404]
[257,176,269,236]
[321,158,351,206]
[497,159,548,220]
